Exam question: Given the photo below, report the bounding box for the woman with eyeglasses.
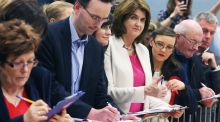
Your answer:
[104,0,184,120]
[0,19,71,122]
[148,27,197,121]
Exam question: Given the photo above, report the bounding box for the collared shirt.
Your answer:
[69,16,88,93]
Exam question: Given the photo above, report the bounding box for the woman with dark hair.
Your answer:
[93,14,113,50]
[158,0,192,28]
[0,0,48,37]
[104,0,184,120]
[148,27,185,104]
[148,27,199,122]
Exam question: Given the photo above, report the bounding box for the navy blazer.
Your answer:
[37,18,119,118]
[0,66,51,122]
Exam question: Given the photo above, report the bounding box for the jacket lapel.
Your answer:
[60,18,72,92]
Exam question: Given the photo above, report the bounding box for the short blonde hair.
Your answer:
[43,1,73,21]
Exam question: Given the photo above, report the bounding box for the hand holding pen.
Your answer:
[199,83,216,107]
[107,102,141,121]
[23,99,50,122]
[16,96,50,121]
[145,75,167,98]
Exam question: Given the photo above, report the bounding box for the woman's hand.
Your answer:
[145,76,167,98]
[23,100,50,122]
[171,1,188,17]
[169,105,185,119]
[169,109,185,118]
[49,109,72,122]
[166,79,185,91]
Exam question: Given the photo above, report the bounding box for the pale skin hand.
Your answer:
[23,100,50,122]
[87,106,120,122]
[171,2,188,17]
[168,105,185,118]
[160,1,188,27]
[145,76,168,98]
[201,52,218,69]
[49,109,72,122]
[169,109,185,118]
[199,86,216,107]
[121,114,141,121]
[166,79,185,91]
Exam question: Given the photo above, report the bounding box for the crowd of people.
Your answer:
[0,0,220,122]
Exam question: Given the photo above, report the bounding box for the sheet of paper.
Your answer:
[127,106,188,116]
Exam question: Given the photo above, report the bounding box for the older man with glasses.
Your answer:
[36,0,128,121]
[172,19,215,122]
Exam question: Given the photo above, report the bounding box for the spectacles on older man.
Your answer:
[179,34,202,47]
[83,8,108,24]
[5,59,38,69]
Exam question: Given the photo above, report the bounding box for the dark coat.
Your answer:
[198,54,220,94]
[0,66,52,122]
[37,18,120,119]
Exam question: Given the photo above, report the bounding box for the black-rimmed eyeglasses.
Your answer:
[83,8,108,24]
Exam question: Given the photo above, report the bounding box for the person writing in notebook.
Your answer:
[0,19,71,122]
[104,0,184,120]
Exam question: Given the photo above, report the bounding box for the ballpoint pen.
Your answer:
[107,102,126,121]
[160,76,164,85]
[201,83,207,87]
[16,95,34,104]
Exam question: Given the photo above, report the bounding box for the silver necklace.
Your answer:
[123,45,134,51]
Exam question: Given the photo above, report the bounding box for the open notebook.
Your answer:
[127,105,188,116]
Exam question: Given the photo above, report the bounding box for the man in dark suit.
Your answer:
[37,0,121,121]
[195,11,220,94]
[173,19,216,122]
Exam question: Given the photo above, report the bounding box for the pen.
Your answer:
[107,102,125,120]
[107,102,112,107]
[160,76,164,85]
[201,83,207,87]
[16,95,34,104]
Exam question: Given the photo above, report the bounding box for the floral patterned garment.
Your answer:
[158,10,189,29]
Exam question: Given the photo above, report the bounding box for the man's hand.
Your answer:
[199,86,216,107]
[202,52,218,69]
[87,106,120,122]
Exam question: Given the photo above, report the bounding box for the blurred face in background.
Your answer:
[95,24,112,46]
[198,19,217,51]
[73,0,112,36]
[150,35,176,62]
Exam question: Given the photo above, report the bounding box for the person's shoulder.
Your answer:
[48,18,69,31]
[87,35,103,49]
[30,65,52,78]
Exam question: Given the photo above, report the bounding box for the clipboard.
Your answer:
[127,106,188,116]
[42,91,85,122]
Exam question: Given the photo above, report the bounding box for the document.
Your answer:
[127,105,188,116]
[42,91,85,122]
